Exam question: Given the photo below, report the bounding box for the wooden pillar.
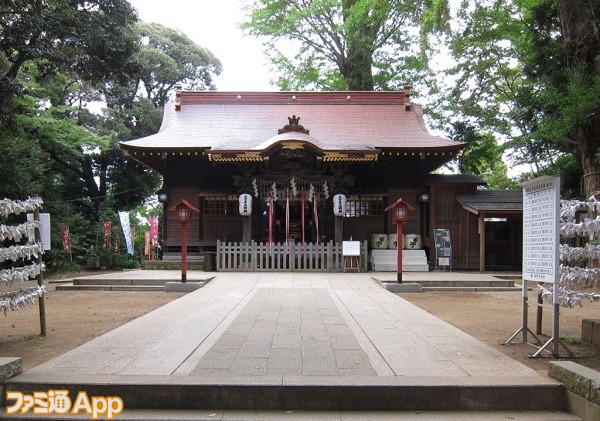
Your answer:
[479,212,485,273]
[34,207,47,336]
[243,216,251,243]
[465,211,470,269]
[334,216,343,245]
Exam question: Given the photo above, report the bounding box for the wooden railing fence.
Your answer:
[216,240,368,272]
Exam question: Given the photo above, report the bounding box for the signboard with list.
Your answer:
[434,229,451,268]
[522,176,560,283]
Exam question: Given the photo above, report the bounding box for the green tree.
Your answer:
[0,7,222,267]
[242,0,450,91]
[133,22,222,106]
[440,0,600,198]
[450,122,517,189]
[93,22,222,210]
[554,0,600,197]
[0,0,139,121]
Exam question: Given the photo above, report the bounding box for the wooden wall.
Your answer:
[428,183,479,270]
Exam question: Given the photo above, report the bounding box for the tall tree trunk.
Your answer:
[345,47,375,90]
[555,0,600,197]
[341,0,377,91]
[580,114,600,197]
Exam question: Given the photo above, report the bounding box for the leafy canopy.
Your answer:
[242,0,450,91]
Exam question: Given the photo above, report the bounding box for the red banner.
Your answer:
[314,197,320,244]
[268,191,274,249]
[60,224,71,254]
[144,231,150,257]
[149,216,159,248]
[285,190,290,251]
[102,221,111,249]
[112,226,120,252]
[301,188,305,252]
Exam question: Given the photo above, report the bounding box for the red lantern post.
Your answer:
[385,198,415,284]
[169,199,199,283]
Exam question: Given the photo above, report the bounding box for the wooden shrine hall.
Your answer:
[120,86,522,272]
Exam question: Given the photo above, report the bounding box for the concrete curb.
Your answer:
[549,361,600,421]
[164,282,206,292]
[383,282,423,293]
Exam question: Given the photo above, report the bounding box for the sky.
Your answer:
[127,0,274,91]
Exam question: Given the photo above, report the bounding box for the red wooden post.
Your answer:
[181,221,188,282]
[385,198,415,284]
[169,199,199,283]
[397,221,403,283]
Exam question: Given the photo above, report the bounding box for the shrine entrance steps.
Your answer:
[52,271,214,292]
[6,374,572,419]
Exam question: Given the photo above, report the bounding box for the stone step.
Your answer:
[418,279,514,287]
[5,374,566,412]
[0,409,580,420]
[55,284,165,292]
[421,286,521,292]
[162,253,204,261]
[141,260,207,270]
[373,277,516,289]
[71,278,170,286]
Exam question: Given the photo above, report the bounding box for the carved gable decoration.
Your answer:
[278,115,310,135]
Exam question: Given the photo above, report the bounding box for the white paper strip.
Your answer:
[0,197,44,217]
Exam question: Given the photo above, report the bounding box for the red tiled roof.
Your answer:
[120,90,464,153]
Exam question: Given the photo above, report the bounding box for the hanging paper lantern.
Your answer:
[333,193,346,216]
[239,193,253,216]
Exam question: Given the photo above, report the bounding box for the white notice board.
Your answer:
[522,176,560,283]
[27,212,51,251]
[342,241,361,256]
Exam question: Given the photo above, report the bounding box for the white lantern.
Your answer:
[239,193,253,216]
[333,193,347,216]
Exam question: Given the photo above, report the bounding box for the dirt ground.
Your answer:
[1,273,599,374]
[0,274,186,372]
[398,288,600,373]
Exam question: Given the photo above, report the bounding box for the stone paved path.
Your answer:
[191,288,376,377]
[26,272,542,381]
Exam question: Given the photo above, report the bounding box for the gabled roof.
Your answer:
[120,88,465,167]
[456,190,523,215]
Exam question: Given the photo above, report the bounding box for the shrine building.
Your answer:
[120,86,522,272]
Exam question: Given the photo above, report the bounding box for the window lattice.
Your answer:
[344,200,384,217]
[204,200,228,215]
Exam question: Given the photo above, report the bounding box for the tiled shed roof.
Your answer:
[456,190,523,214]
[120,89,465,154]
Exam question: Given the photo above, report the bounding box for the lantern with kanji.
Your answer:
[333,193,347,217]
[385,198,415,283]
[239,193,253,216]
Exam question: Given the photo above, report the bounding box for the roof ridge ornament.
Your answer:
[278,115,310,135]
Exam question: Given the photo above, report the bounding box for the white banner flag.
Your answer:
[118,211,134,255]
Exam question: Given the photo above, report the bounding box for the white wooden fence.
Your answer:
[216,240,368,272]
